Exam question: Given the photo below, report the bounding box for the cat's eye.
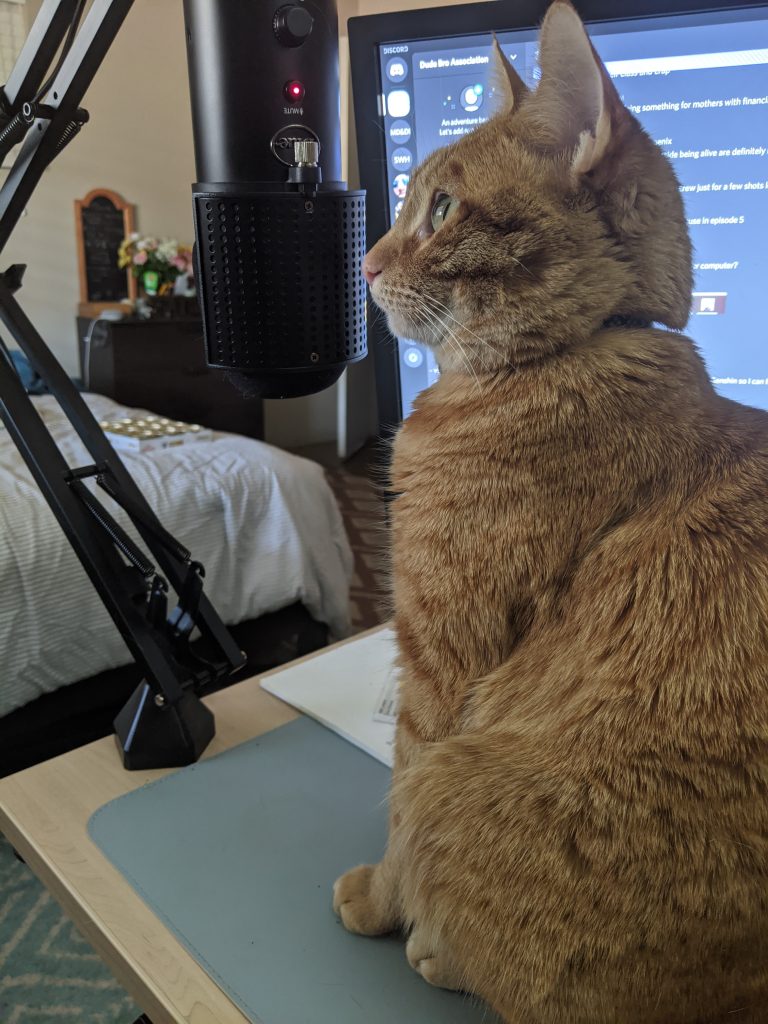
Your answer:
[430,193,461,232]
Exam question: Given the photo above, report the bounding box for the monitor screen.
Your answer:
[357,4,768,421]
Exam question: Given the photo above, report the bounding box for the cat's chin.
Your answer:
[384,309,434,347]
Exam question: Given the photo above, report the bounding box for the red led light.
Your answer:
[284,80,305,102]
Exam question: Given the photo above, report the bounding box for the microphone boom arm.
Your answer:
[0,0,249,770]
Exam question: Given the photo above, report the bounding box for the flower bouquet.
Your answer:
[118,234,194,297]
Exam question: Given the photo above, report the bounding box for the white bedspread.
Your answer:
[0,394,353,717]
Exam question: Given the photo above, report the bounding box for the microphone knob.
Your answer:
[273,5,314,47]
[294,139,319,165]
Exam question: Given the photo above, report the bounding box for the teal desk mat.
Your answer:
[89,717,494,1023]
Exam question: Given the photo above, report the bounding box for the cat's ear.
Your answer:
[489,35,529,116]
[529,0,622,175]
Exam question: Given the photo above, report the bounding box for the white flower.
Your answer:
[157,239,179,262]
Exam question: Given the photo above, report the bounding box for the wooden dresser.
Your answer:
[77,316,264,440]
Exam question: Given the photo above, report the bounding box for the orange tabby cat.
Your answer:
[333,2,768,1020]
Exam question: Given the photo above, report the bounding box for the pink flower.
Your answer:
[133,251,148,266]
[172,255,187,270]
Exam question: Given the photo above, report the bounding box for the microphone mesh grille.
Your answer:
[193,190,367,373]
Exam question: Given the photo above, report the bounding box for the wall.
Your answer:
[4,0,196,377]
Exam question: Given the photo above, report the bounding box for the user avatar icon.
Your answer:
[389,119,412,144]
[460,83,484,112]
[387,90,411,118]
[391,147,413,171]
[393,173,409,199]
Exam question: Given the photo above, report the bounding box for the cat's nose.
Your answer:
[362,253,383,286]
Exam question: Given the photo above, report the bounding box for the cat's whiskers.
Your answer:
[380,285,491,385]
[421,301,499,377]
[415,301,486,394]
[408,305,440,346]
[410,303,465,372]
[387,286,439,343]
[421,294,505,358]
[413,310,474,383]
[364,113,386,136]
[408,305,447,358]
[429,314,486,385]
[371,308,391,337]
[373,312,400,353]
[508,254,535,279]
[421,293,508,364]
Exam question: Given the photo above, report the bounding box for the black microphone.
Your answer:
[182,0,367,399]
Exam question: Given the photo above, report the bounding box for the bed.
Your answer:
[0,393,354,775]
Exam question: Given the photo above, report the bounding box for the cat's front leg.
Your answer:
[406,926,465,991]
[333,858,400,936]
[334,864,466,994]
[333,716,423,936]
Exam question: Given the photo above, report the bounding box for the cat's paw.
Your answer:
[333,864,395,936]
[406,930,463,991]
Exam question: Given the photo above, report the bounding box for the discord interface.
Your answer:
[376,8,768,417]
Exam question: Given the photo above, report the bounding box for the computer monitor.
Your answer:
[349,0,768,432]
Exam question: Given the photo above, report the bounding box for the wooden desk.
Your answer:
[0,629,382,1024]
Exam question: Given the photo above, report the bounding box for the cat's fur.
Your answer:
[333,3,768,1020]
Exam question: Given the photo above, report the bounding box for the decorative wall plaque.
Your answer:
[75,188,137,313]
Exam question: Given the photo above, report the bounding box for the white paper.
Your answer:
[374,674,400,725]
[261,627,399,766]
